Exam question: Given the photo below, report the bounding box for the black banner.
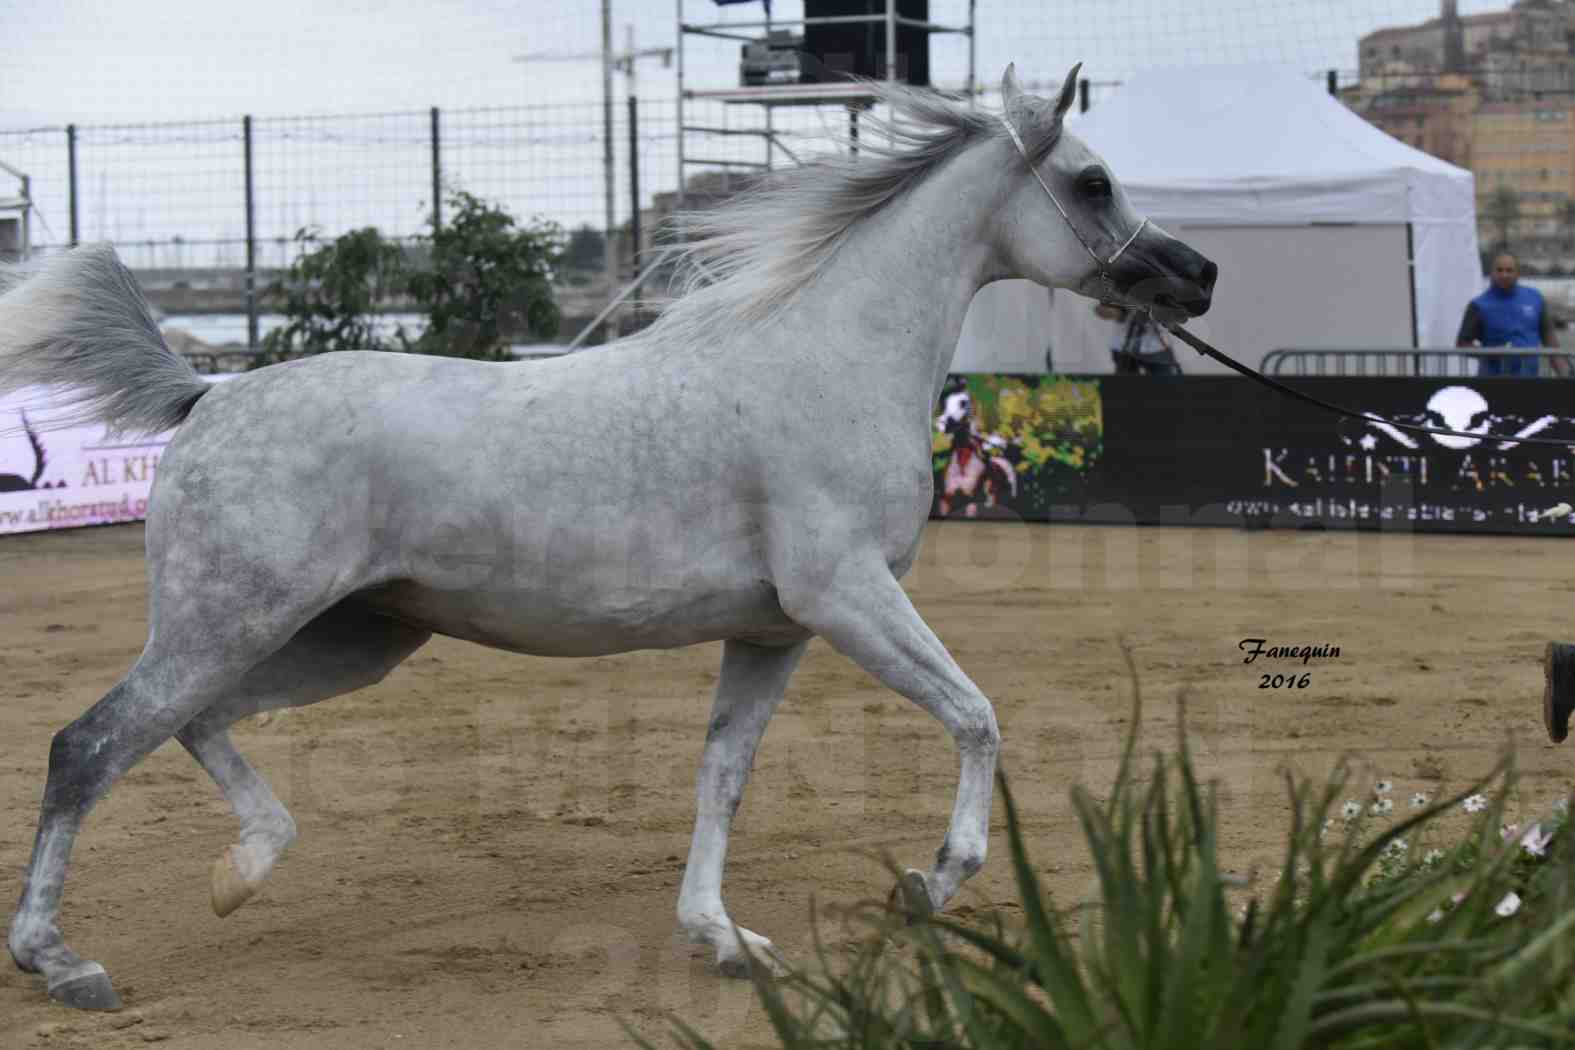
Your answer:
[931,375,1575,535]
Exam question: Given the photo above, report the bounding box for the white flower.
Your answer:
[1341,800,1362,821]
[1423,848,1445,867]
[1495,891,1522,918]
[1410,792,1429,809]
[1426,908,1444,924]
[1370,798,1394,816]
[1374,780,1394,796]
[1463,794,1489,814]
[1521,823,1554,858]
[1382,838,1409,858]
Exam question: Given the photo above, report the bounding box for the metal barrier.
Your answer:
[1262,347,1575,378]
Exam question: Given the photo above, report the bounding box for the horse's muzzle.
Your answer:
[1108,227,1217,319]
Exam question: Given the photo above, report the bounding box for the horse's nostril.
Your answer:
[1198,260,1218,292]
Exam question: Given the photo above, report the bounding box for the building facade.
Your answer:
[1349,0,1575,268]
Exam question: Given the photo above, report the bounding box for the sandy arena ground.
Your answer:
[2,520,1573,1048]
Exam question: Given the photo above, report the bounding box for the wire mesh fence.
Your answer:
[0,0,1526,350]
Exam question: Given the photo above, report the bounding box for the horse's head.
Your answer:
[990,64,1216,326]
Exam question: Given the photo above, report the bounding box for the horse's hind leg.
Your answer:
[677,638,808,977]
[178,725,297,919]
[6,642,275,1010]
[176,605,431,917]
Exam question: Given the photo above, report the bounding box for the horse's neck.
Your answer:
[790,147,1000,414]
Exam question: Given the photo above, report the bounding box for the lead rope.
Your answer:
[1163,321,1575,449]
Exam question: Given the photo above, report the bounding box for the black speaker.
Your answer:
[801,1,930,87]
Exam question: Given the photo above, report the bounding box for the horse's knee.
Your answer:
[954,704,1000,756]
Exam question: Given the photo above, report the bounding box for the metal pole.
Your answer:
[1327,69,1338,96]
[67,124,78,247]
[430,106,442,231]
[885,0,897,85]
[676,0,686,211]
[243,115,258,350]
[628,94,642,321]
[601,0,617,342]
[1079,78,1090,113]
[967,0,976,106]
[20,174,30,258]
[764,2,773,169]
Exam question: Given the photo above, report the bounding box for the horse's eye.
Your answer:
[1083,178,1111,199]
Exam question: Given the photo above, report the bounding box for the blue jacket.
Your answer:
[1462,284,1548,348]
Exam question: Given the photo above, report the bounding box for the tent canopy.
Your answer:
[1068,64,1475,230]
[1022,64,1481,362]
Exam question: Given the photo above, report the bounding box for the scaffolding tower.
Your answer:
[0,158,31,261]
[675,1,977,207]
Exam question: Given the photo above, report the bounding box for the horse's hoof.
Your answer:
[717,929,787,979]
[891,868,934,923]
[48,964,121,1011]
[1544,642,1575,744]
[211,845,262,918]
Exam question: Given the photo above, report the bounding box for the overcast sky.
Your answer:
[0,0,1513,259]
[1,0,1513,127]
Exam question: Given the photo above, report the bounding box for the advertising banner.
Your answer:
[933,375,1575,536]
[0,378,230,536]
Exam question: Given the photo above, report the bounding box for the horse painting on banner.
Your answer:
[2,64,1215,1009]
[935,386,1019,518]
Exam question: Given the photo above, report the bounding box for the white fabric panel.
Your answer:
[952,280,1057,372]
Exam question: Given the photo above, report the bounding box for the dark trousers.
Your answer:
[1112,349,1182,376]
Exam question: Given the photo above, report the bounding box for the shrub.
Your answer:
[401,190,563,360]
[633,670,1575,1049]
[259,191,564,364]
[260,226,410,360]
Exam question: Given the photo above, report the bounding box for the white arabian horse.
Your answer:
[3,64,1214,1009]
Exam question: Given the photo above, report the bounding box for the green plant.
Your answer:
[631,662,1575,1049]
[562,223,608,272]
[401,190,564,360]
[260,191,565,364]
[259,226,410,362]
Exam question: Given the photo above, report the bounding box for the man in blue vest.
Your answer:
[1456,253,1561,376]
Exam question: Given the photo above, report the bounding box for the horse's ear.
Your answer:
[1001,62,1082,153]
[1001,63,1039,137]
[1053,62,1083,123]
[1001,63,1023,108]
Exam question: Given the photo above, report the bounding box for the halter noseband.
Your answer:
[998,115,1148,287]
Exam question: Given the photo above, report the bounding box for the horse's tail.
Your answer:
[0,243,210,437]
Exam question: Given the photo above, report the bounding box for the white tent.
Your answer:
[951,64,1484,375]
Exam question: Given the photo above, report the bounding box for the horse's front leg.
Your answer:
[677,638,808,977]
[778,556,1000,912]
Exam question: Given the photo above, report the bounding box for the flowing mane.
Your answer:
[637,82,1002,347]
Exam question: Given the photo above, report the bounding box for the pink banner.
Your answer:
[0,378,231,536]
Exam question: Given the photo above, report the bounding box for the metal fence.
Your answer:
[0,68,1355,349]
[1264,347,1575,378]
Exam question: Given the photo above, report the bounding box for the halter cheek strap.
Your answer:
[997,116,1148,275]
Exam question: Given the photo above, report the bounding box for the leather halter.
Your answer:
[998,115,1147,290]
